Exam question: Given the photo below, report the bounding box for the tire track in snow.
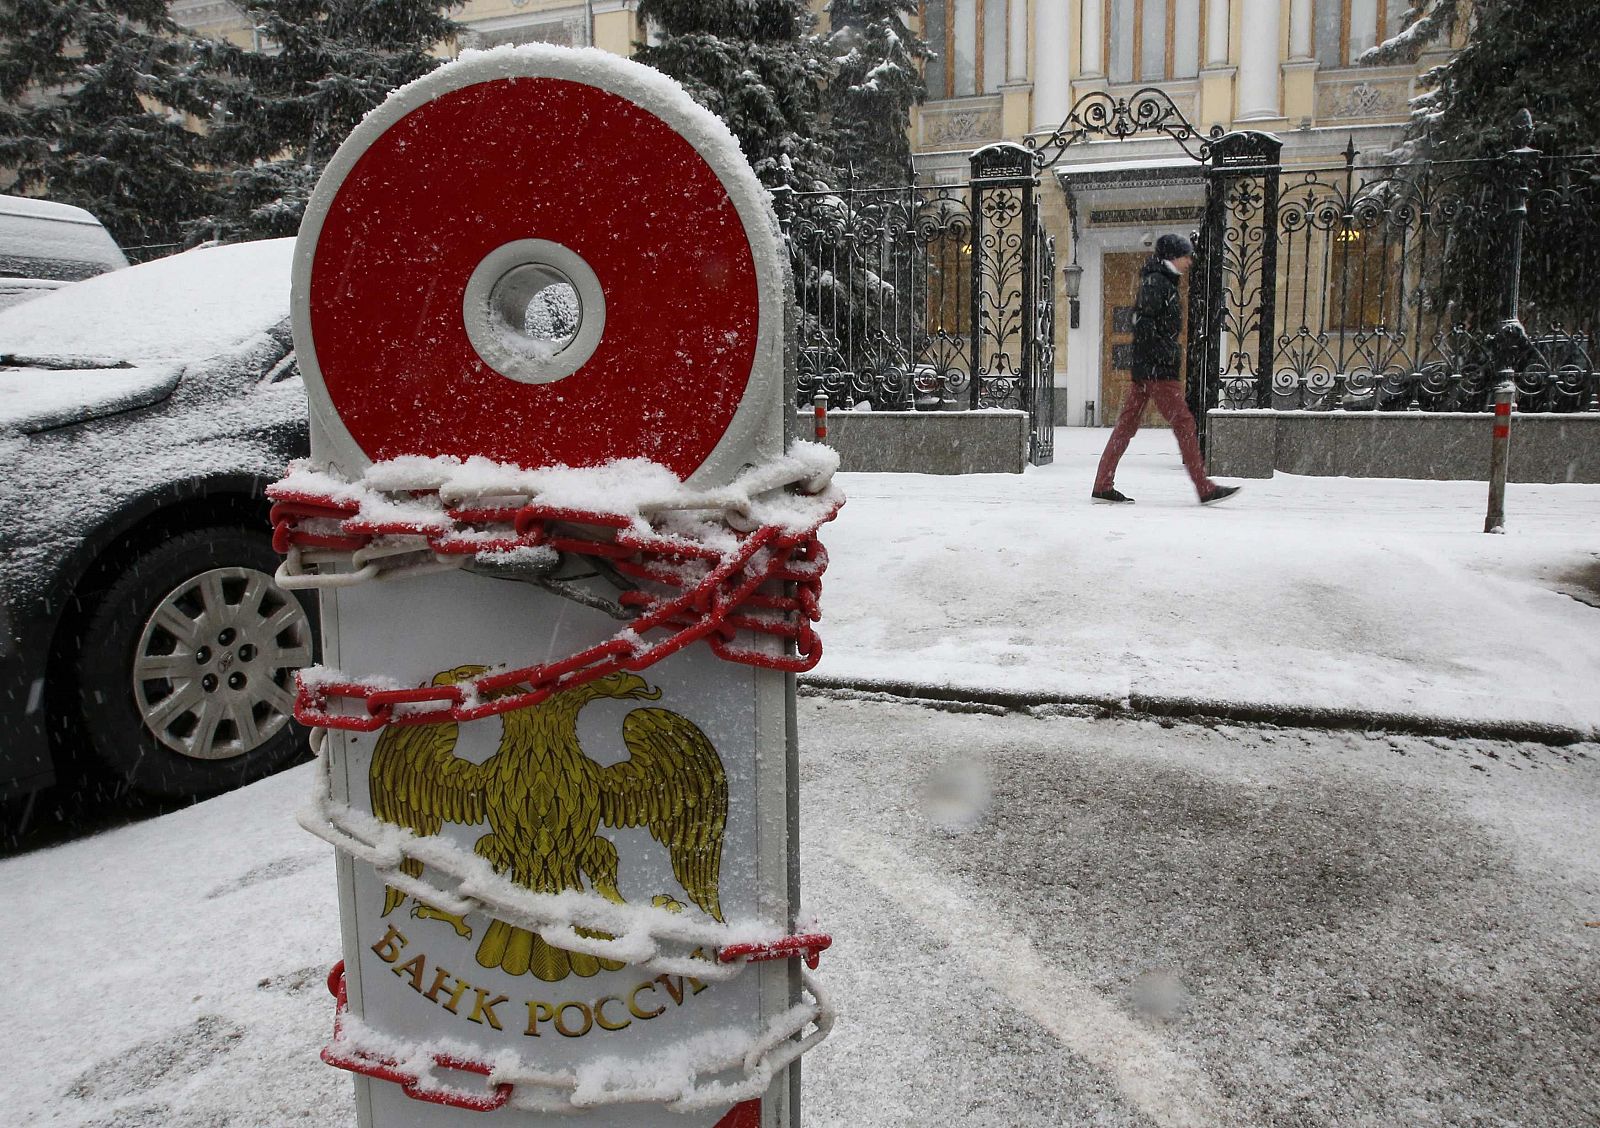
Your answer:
[831,829,1227,1128]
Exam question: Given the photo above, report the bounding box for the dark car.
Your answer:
[0,238,316,803]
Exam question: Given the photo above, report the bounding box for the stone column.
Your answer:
[1033,0,1073,130]
[1199,0,1236,129]
[1080,0,1104,79]
[1234,0,1282,120]
[1001,0,1034,137]
[1283,0,1318,124]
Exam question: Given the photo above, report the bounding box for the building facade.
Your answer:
[170,1,645,57]
[909,0,1456,428]
[170,0,1456,431]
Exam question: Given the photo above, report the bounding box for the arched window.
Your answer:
[1316,0,1401,67]
[922,0,1007,99]
[1106,0,1202,84]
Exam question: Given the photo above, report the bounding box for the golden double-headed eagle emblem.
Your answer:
[370,667,728,983]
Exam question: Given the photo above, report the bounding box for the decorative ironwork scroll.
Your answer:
[1025,88,1224,169]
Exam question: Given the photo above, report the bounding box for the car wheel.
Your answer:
[75,527,317,798]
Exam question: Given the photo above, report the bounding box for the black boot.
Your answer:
[1200,485,1241,506]
[1092,489,1134,504]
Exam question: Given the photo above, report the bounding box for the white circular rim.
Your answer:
[462,238,606,385]
[292,45,785,488]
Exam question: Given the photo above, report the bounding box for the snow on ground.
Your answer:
[4,426,1599,1125]
[3,703,1596,1127]
[818,427,1600,736]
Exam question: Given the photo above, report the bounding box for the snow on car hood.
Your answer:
[0,239,295,432]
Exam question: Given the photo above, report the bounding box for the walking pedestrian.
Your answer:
[1092,233,1240,506]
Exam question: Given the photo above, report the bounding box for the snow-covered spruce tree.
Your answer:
[636,1,899,405]
[823,0,929,189]
[634,0,832,193]
[806,0,934,406]
[195,0,460,242]
[1368,0,1600,163]
[0,0,219,259]
[1365,0,1600,326]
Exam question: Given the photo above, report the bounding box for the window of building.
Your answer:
[1106,0,1201,84]
[1316,0,1402,67]
[921,0,1007,99]
[1326,227,1395,330]
[465,15,584,51]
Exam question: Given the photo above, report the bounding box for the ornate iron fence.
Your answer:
[1204,138,1600,415]
[772,152,1058,466]
[774,180,978,413]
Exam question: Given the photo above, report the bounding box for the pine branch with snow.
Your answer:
[823,0,930,189]
[635,0,833,192]
[192,0,461,243]
[1358,0,1460,67]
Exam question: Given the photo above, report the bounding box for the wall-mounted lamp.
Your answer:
[1063,261,1083,329]
[1060,175,1084,329]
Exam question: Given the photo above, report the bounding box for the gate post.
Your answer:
[969,143,1040,415]
[1189,131,1283,447]
[274,47,837,1127]
[1187,157,1227,441]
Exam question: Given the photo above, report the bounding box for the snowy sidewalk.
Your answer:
[815,427,1600,739]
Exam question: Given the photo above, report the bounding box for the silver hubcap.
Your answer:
[132,566,313,761]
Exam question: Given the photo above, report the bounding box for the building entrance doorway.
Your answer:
[1099,250,1188,429]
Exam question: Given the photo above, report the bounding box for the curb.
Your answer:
[796,675,1597,747]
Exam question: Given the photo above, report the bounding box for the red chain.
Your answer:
[322,961,513,1112]
[320,931,830,1111]
[269,486,838,731]
[717,932,832,970]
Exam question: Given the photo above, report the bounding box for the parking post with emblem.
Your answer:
[266,45,840,1128]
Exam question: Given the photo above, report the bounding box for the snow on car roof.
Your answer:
[0,238,295,365]
[0,195,129,280]
[0,196,106,223]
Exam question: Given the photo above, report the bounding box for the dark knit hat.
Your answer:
[1155,233,1195,260]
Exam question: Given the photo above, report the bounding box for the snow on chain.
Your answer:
[332,967,834,1114]
[299,748,798,983]
[272,443,841,593]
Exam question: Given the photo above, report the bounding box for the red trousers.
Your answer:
[1094,379,1215,496]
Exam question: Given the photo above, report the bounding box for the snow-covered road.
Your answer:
[800,695,1599,1127]
[6,426,1598,1124]
[5,696,1596,1126]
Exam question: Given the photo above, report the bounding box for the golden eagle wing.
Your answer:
[599,708,728,922]
[369,720,487,853]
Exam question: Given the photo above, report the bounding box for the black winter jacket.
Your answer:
[1130,256,1184,382]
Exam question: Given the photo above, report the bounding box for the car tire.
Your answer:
[75,527,318,799]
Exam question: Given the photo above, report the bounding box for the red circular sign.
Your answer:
[306,77,761,477]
